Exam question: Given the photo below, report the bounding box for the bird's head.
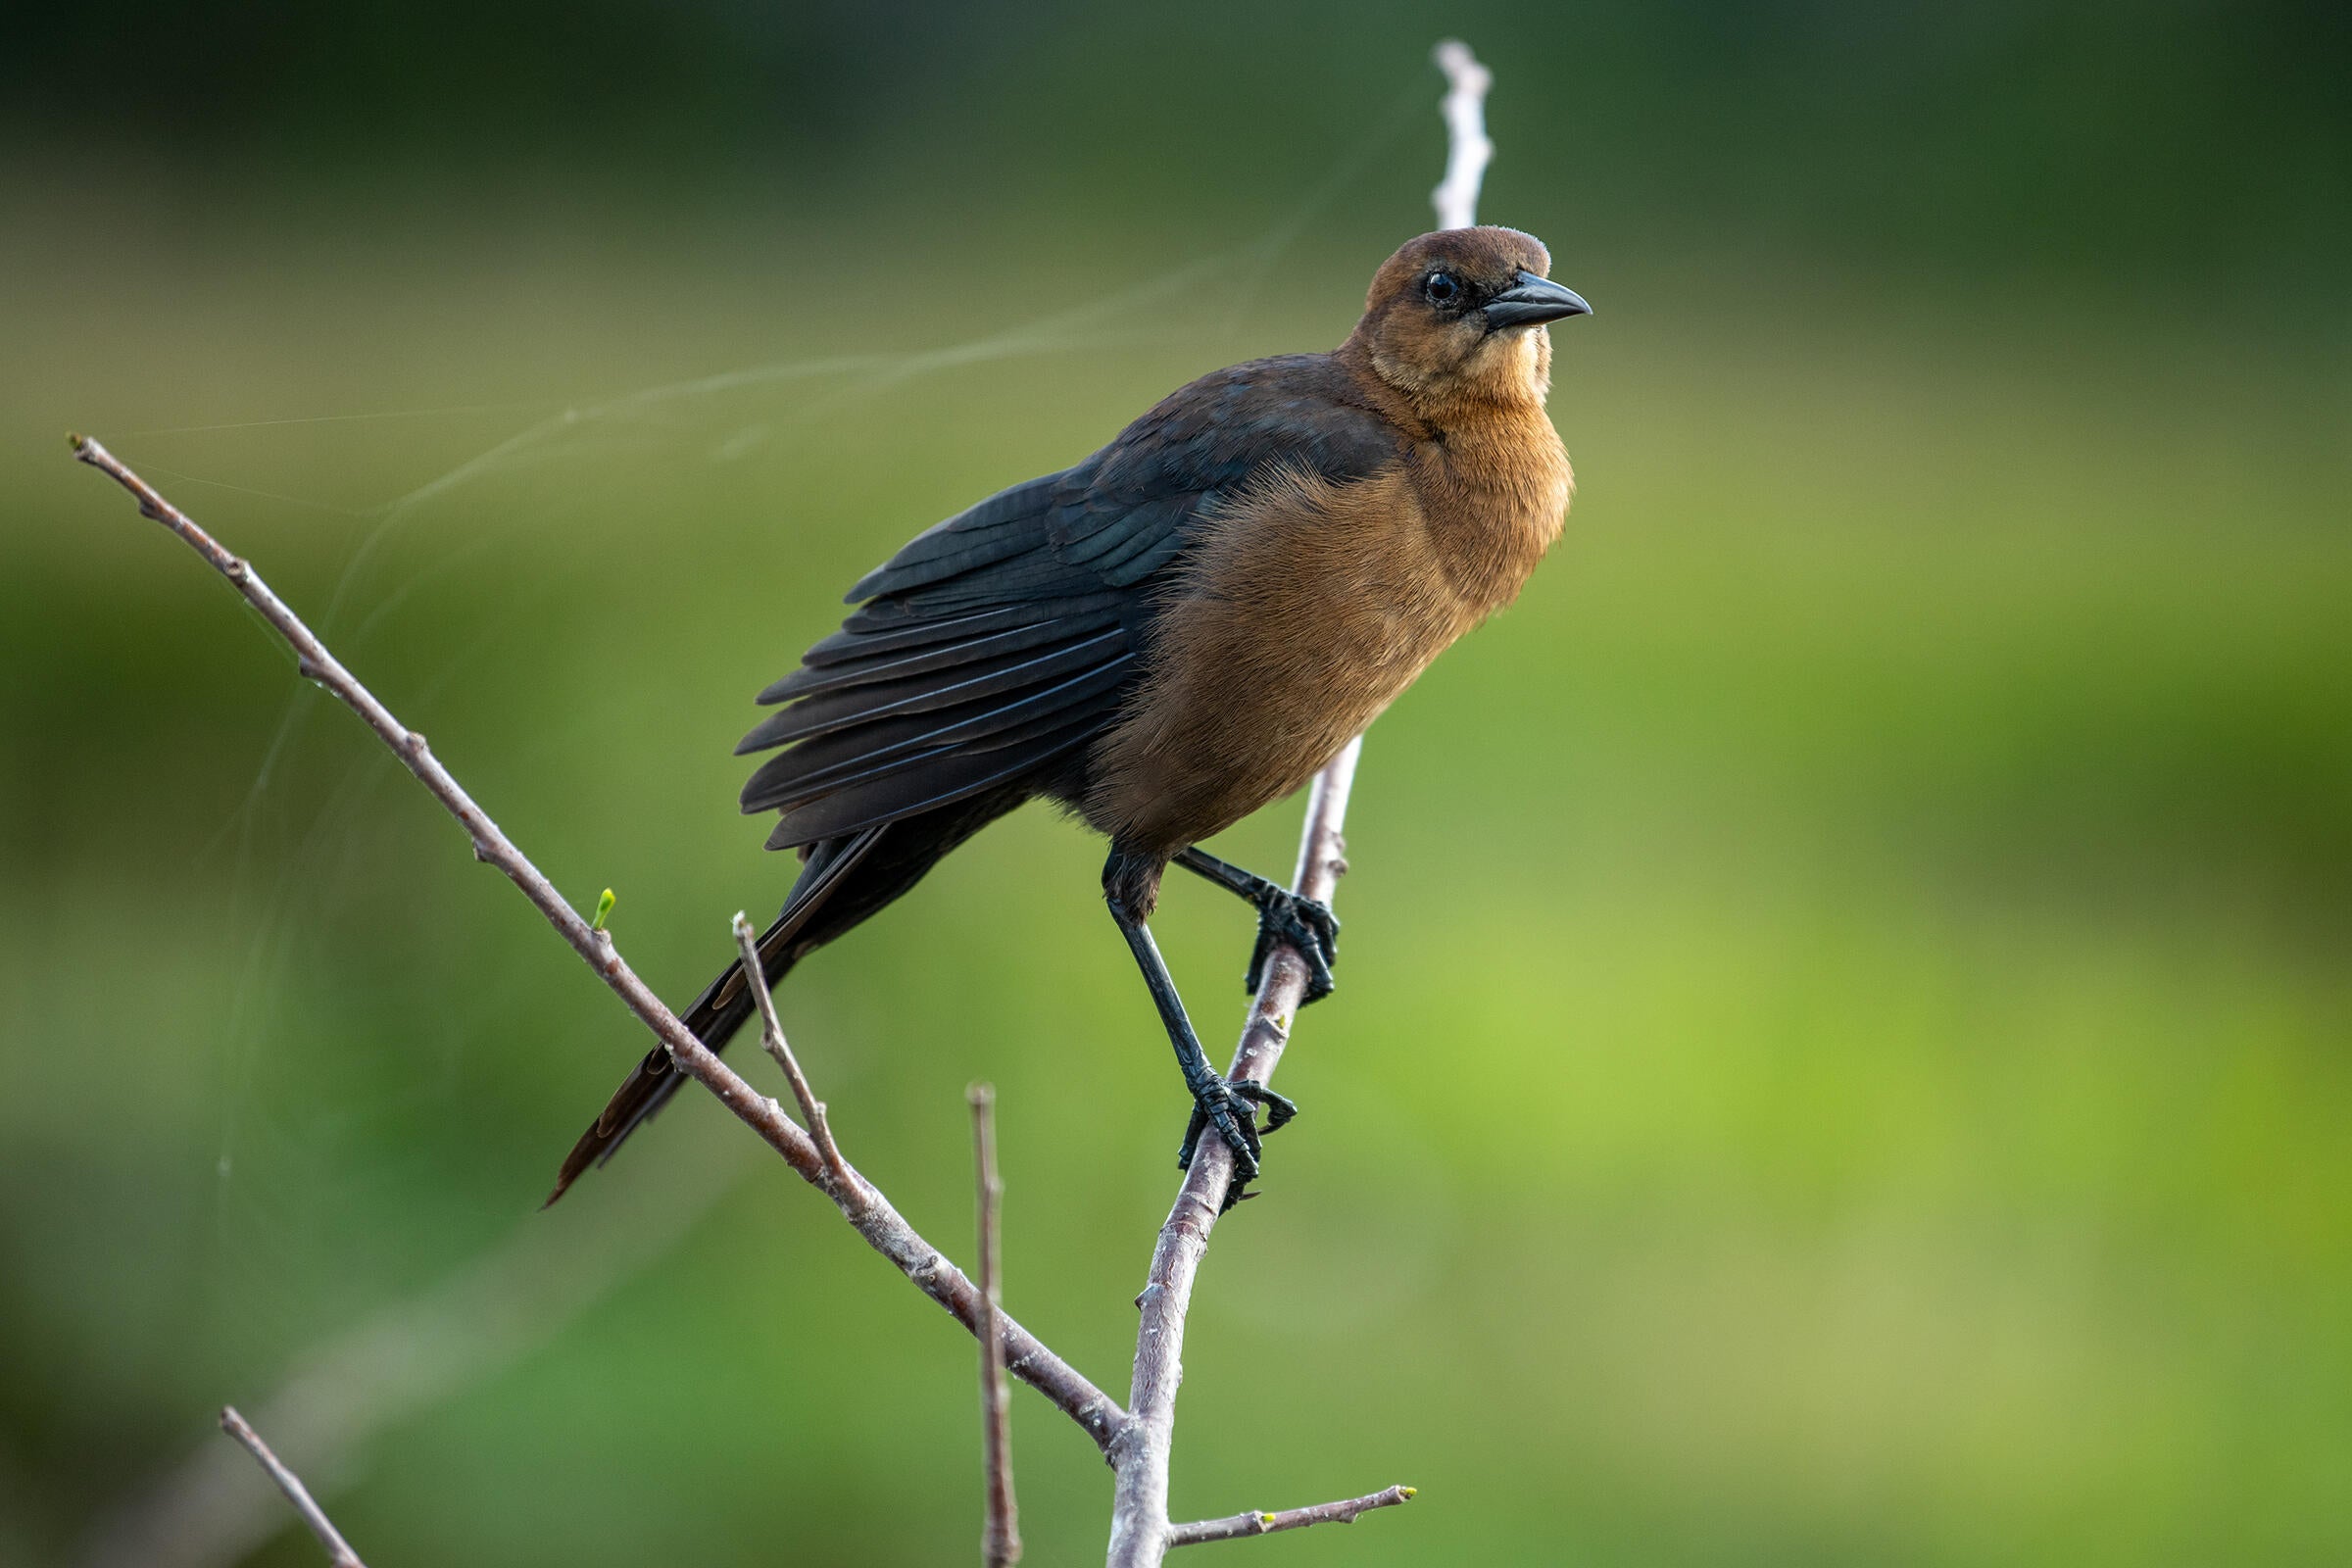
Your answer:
[1346,226,1589,419]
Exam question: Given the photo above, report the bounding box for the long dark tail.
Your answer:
[543,828,887,1205]
[543,779,1042,1206]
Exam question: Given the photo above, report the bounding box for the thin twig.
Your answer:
[216,1409,367,1568]
[970,1084,1022,1568]
[1431,40,1494,232]
[1167,1485,1416,1547]
[69,433,1126,1457]
[733,910,855,1196]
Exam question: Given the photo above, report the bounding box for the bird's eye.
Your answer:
[1423,271,1461,307]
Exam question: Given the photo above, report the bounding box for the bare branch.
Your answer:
[1431,40,1494,230]
[1168,1485,1416,1548]
[69,433,1125,1456]
[733,910,854,1196]
[970,1085,1022,1568]
[216,1409,367,1568]
[1104,751,1358,1566]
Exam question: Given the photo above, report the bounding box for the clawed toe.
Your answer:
[1228,1077,1298,1134]
[1245,891,1342,1004]
[1175,1075,1301,1207]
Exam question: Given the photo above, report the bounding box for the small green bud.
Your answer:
[592,888,615,930]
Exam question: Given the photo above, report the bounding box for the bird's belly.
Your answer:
[1083,466,1478,856]
[1162,614,1456,837]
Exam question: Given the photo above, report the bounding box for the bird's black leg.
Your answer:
[1173,846,1342,1004]
[1104,852,1297,1200]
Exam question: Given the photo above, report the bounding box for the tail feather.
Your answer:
[542,828,886,1206]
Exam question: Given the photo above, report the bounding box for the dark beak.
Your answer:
[1484,270,1592,329]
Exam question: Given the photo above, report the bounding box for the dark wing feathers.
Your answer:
[736,628,1130,755]
[762,712,1112,847]
[794,607,1032,672]
[844,472,1068,602]
[1096,524,1193,587]
[740,354,1400,851]
[758,611,1123,707]
[742,653,1137,816]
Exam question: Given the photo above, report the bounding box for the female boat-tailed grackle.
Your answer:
[548,225,1589,1204]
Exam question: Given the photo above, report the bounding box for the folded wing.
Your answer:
[737,355,1400,849]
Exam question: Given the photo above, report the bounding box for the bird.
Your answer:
[546,224,1589,1207]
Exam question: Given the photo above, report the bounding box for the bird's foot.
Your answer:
[1246,888,1341,1004]
[1177,1075,1298,1205]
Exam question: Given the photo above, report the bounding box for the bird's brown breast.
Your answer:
[1083,416,1568,858]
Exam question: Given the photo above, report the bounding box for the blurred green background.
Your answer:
[4,4,2348,1564]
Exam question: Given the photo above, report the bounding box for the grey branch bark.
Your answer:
[217,1408,368,1568]
[970,1085,1022,1567]
[1168,1485,1417,1547]
[1102,755,1360,1567]
[68,433,1125,1456]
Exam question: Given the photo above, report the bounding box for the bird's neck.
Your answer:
[1329,341,1572,614]
[1408,407,1572,615]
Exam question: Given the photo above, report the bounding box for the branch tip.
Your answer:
[1164,1484,1415,1548]
[218,1405,369,1567]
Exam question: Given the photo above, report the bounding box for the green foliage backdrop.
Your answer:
[3,5,2346,1564]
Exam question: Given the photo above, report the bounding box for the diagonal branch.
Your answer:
[69,432,1126,1457]
[217,1408,368,1568]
